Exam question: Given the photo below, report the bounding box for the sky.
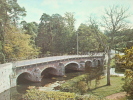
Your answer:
[18,0,133,29]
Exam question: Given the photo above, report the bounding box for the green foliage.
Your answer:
[75,94,107,100]
[4,26,40,61]
[8,0,26,25]
[106,29,133,52]
[0,0,26,63]
[123,69,133,98]
[115,47,133,70]
[23,89,75,100]
[77,81,88,94]
[110,75,119,77]
[23,89,108,100]
[60,74,89,94]
[60,70,103,94]
[36,12,76,55]
[110,58,116,68]
[77,24,107,53]
[21,21,38,43]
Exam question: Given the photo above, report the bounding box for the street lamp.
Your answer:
[77,32,79,55]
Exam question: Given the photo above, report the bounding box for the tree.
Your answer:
[88,5,130,85]
[106,29,133,52]
[0,0,26,63]
[102,5,130,85]
[8,0,26,25]
[36,12,76,55]
[21,21,38,45]
[50,14,65,54]
[0,0,10,63]
[4,26,39,61]
[63,12,76,54]
[77,23,106,53]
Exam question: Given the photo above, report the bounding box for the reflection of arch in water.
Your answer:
[64,61,80,73]
[85,60,92,72]
[92,59,96,67]
[97,60,101,67]
[16,85,29,94]
[17,72,32,85]
[41,67,58,78]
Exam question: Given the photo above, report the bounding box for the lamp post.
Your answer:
[77,32,79,55]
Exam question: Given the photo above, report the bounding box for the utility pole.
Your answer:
[77,32,79,55]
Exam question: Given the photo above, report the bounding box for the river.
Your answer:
[0,71,86,100]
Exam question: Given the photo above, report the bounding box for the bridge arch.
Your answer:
[16,72,32,85]
[85,60,92,72]
[41,67,58,78]
[64,61,80,73]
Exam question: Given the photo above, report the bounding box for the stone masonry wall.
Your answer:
[0,63,13,93]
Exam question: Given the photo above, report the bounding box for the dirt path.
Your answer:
[106,92,126,100]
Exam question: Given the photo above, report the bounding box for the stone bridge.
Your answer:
[10,54,104,86]
[0,54,105,93]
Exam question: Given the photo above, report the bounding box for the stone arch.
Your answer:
[41,67,58,78]
[16,72,32,85]
[64,61,80,73]
[85,60,92,72]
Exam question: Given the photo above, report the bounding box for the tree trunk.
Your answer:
[106,48,111,85]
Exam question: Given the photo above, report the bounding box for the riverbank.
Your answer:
[37,81,65,91]
[34,75,125,99]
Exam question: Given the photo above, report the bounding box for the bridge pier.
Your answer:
[30,68,41,82]
[57,62,65,76]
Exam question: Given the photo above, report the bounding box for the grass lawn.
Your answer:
[87,76,125,97]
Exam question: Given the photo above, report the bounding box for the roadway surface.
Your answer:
[14,53,103,67]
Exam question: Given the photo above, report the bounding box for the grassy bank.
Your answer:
[23,75,125,100]
[88,76,125,97]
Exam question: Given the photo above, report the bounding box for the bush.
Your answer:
[77,81,88,94]
[60,71,103,94]
[23,89,75,100]
[60,74,89,94]
[122,69,133,99]
[115,47,133,70]
[23,89,108,100]
[75,94,107,100]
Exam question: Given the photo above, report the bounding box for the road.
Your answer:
[13,53,103,67]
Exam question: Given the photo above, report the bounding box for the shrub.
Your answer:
[75,94,107,100]
[110,75,119,77]
[77,81,88,94]
[115,47,133,70]
[60,71,103,94]
[60,74,89,94]
[23,89,75,100]
[122,69,133,99]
